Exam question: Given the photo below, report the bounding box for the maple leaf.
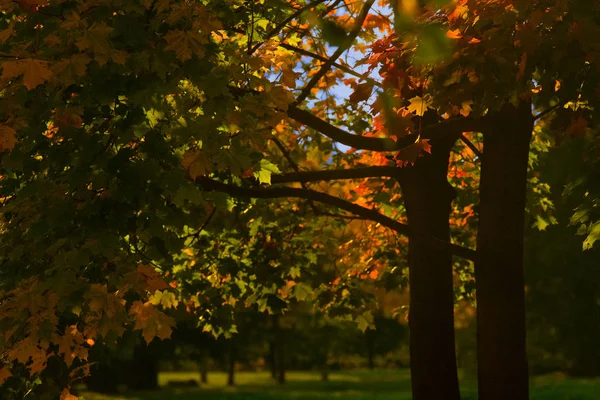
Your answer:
[0,125,17,152]
[407,96,431,116]
[129,301,175,344]
[182,149,210,180]
[164,29,207,62]
[395,139,432,166]
[136,264,170,292]
[52,54,91,86]
[349,82,374,104]
[1,59,52,90]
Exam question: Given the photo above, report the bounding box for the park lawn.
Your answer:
[81,369,600,400]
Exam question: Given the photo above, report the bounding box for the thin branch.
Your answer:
[459,134,482,159]
[295,0,376,104]
[533,102,565,121]
[272,165,399,183]
[279,43,381,86]
[249,0,330,55]
[196,177,477,261]
[271,136,320,214]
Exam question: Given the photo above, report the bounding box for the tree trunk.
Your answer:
[227,342,235,386]
[366,330,375,370]
[199,353,209,384]
[269,340,277,380]
[275,316,286,384]
[127,343,158,391]
[399,132,461,400]
[475,102,532,400]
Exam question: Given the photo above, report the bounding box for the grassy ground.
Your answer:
[81,369,600,400]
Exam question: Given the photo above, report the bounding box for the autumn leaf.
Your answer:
[349,82,374,104]
[136,264,170,293]
[446,29,462,39]
[130,301,175,344]
[164,29,207,62]
[0,124,17,152]
[182,149,210,180]
[52,54,91,86]
[395,139,431,166]
[407,96,431,116]
[1,59,52,90]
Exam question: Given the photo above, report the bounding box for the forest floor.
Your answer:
[81,369,600,400]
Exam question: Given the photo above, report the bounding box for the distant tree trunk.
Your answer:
[274,316,286,384]
[321,369,329,381]
[366,330,375,370]
[127,343,159,391]
[399,130,461,400]
[475,102,532,400]
[227,342,236,386]
[269,340,277,379]
[198,353,209,384]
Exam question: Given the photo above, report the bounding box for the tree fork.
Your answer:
[475,102,532,400]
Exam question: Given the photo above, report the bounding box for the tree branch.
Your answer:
[533,102,565,121]
[271,166,400,183]
[196,177,477,261]
[295,0,376,104]
[459,134,482,159]
[288,105,488,152]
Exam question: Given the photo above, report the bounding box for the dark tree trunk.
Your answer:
[127,343,159,391]
[399,132,461,400]
[475,102,532,400]
[269,340,277,379]
[198,353,209,384]
[321,370,329,381]
[227,342,236,386]
[274,316,286,384]
[366,330,375,370]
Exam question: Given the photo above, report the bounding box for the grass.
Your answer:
[81,369,600,400]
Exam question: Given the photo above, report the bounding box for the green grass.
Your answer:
[81,369,600,400]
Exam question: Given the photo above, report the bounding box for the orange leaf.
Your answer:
[349,82,374,104]
[446,29,462,39]
[1,59,52,90]
[0,125,17,152]
[137,264,170,292]
[395,139,431,166]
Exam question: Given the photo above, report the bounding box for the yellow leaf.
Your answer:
[407,96,431,116]
[1,59,52,90]
[164,29,207,62]
[0,124,17,152]
[281,68,298,88]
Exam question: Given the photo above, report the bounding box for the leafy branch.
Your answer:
[195,177,477,261]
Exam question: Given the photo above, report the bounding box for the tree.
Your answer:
[1,1,599,400]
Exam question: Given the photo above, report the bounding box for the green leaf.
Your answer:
[254,159,281,185]
[355,311,374,332]
[320,20,348,47]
